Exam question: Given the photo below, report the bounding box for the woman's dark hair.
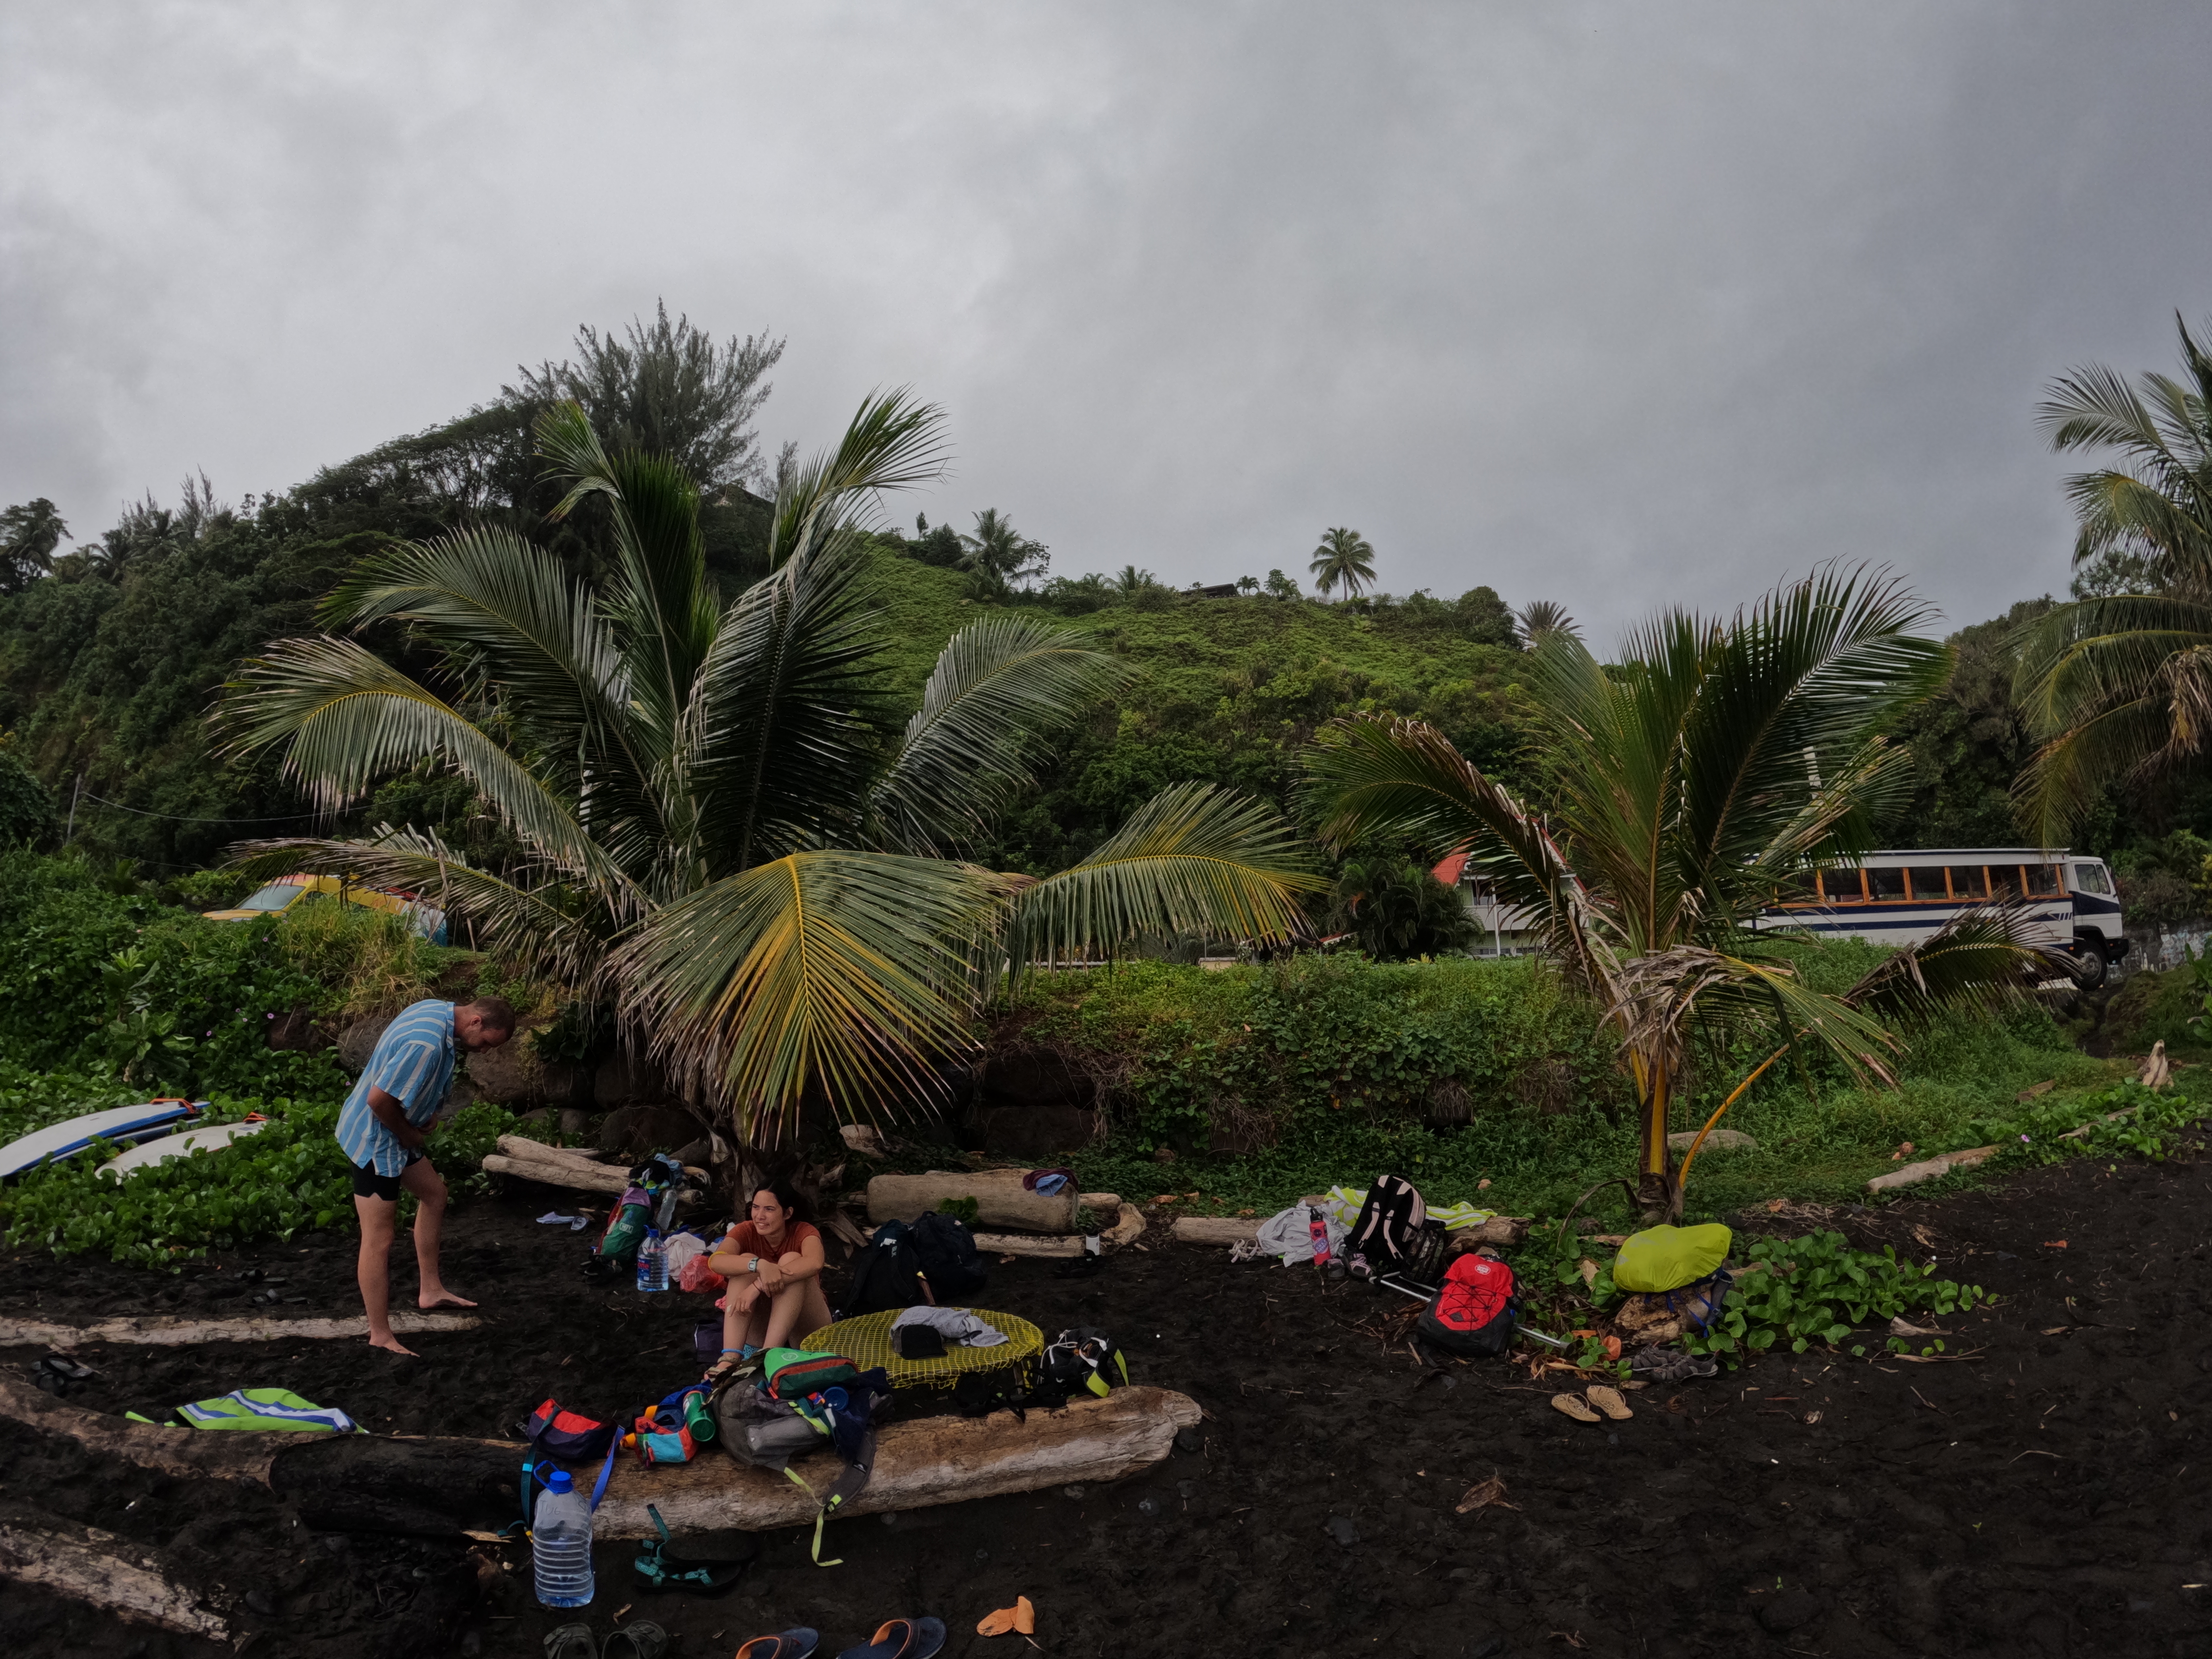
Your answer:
[749,1177,814,1225]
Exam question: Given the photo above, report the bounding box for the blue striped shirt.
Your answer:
[335,1000,458,1177]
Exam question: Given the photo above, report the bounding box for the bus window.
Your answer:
[1946,866,1988,899]
[2071,863,2114,895]
[1905,866,1951,901]
[1819,868,1866,903]
[1774,870,1818,904]
[1866,866,1906,900]
[2028,864,2063,896]
[1988,864,2024,899]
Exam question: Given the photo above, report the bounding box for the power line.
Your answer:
[74,788,329,826]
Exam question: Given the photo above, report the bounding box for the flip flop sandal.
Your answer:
[543,1624,597,1659]
[1550,1393,1601,1423]
[736,1631,820,1659]
[836,1617,947,1659]
[602,1622,669,1659]
[1586,1385,1634,1421]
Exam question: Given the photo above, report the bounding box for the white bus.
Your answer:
[1749,848,2127,986]
[1441,847,2128,984]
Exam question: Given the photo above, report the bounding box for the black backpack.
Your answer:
[1346,1172,1427,1268]
[908,1210,988,1299]
[838,1220,931,1318]
[1415,1253,1518,1358]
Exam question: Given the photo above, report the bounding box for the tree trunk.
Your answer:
[0,1311,480,1350]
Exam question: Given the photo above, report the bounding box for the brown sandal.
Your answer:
[1586,1385,1633,1421]
[1550,1392,1600,1422]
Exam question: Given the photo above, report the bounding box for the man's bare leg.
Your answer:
[354,1193,415,1356]
[401,1159,476,1311]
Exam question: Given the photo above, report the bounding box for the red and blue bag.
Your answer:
[526,1398,618,1460]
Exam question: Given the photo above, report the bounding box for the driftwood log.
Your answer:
[1865,1145,1998,1193]
[0,1369,1197,1541]
[0,1311,480,1350]
[595,1385,1200,1537]
[1170,1216,1261,1244]
[0,1506,235,1642]
[866,1172,1077,1233]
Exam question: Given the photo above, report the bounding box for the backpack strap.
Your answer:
[776,1467,843,1567]
[590,1437,619,1510]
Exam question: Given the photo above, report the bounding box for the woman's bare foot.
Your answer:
[369,1332,420,1357]
[417,1289,478,1310]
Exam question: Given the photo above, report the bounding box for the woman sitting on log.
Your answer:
[706,1179,831,1379]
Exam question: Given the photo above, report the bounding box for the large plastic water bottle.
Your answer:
[636,1228,668,1293]
[532,1469,595,1608]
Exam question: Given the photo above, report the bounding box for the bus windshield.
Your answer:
[236,883,307,912]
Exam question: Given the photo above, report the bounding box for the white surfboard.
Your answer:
[97,1118,267,1181]
[0,1100,205,1180]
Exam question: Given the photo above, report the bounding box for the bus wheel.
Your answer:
[2068,943,2108,990]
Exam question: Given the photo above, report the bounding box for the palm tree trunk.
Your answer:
[1629,1051,1678,1222]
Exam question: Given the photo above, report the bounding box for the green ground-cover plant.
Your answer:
[1684,1232,1988,1362]
[0,1082,522,1263]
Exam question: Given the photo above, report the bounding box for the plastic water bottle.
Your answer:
[636,1228,667,1293]
[532,1469,595,1608]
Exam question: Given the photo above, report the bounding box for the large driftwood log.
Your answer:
[867,1172,1077,1233]
[0,1311,479,1350]
[973,1232,1086,1258]
[482,1153,631,1195]
[494,1134,608,1166]
[595,1385,1200,1537]
[0,1373,521,1537]
[0,1506,234,1641]
[1170,1216,1261,1244]
[1865,1145,1998,1193]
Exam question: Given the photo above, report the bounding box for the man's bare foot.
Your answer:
[418,1290,478,1310]
[369,1332,420,1357]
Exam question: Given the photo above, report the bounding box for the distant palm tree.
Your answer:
[957,507,1049,599]
[2016,316,2212,840]
[222,394,1319,1141]
[1309,528,1376,599]
[1515,599,1577,646]
[1111,565,1156,595]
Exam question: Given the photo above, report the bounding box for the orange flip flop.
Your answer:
[976,1597,1036,1637]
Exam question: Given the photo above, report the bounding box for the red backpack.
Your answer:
[1416,1252,1518,1357]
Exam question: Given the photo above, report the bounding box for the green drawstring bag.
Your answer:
[1613,1224,1732,1294]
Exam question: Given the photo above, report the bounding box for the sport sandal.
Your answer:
[837,1617,947,1659]
[601,1623,668,1659]
[736,1632,819,1659]
[543,1625,596,1659]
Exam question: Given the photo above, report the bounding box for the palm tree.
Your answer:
[1515,599,1578,646]
[222,394,1320,1141]
[1305,566,2044,1220]
[957,507,1048,599]
[2015,316,2212,841]
[1111,565,1156,596]
[1309,528,1376,599]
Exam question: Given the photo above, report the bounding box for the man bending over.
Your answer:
[336,995,515,1354]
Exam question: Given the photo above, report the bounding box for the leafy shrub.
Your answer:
[1686,1231,1987,1362]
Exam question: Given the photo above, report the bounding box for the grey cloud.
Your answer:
[5,3,2211,640]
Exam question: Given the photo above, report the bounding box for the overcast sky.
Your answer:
[7,3,2212,639]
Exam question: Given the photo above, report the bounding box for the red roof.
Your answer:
[1431,851,1470,886]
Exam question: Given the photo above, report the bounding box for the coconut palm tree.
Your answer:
[1309,528,1376,599]
[957,507,1049,599]
[1305,566,2044,1220]
[2015,316,2212,841]
[222,394,1319,1140]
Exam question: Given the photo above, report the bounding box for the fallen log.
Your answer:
[0,1373,520,1537]
[594,1385,1201,1537]
[1865,1145,1998,1194]
[867,1172,1076,1233]
[1170,1216,1261,1245]
[1101,1200,1146,1249]
[0,1506,234,1642]
[973,1232,1085,1258]
[0,1311,480,1350]
[494,1134,608,1166]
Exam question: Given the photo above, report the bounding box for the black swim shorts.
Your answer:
[350,1151,425,1203]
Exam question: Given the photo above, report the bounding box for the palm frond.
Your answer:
[218,636,624,889]
[1839,902,2050,1031]
[611,851,1007,1142]
[768,388,949,570]
[1005,784,1322,972]
[870,617,1125,855]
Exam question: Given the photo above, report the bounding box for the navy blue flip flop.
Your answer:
[836,1617,946,1659]
[735,1631,818,1659]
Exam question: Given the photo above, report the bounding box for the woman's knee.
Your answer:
[777,1251,804,1269]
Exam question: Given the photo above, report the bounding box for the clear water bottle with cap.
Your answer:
[636,1228,667,1292]
[532,1468,595,1608]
